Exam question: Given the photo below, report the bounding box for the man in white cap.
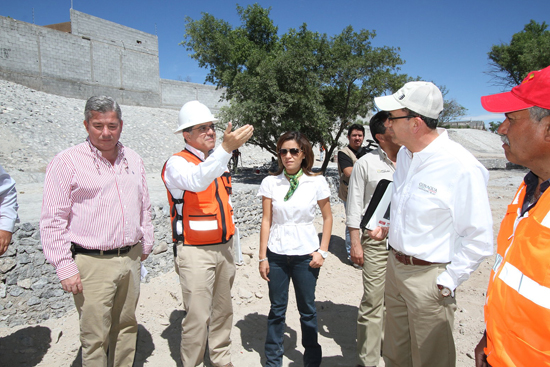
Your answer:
[371,82,493,367]
[161,100,253,367]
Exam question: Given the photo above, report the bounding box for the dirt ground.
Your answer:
[0,169,526,367]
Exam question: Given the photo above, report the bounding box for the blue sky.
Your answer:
[3,0,550,122]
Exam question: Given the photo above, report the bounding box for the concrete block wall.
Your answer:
[160,79,229,111]
[70,10,158,55]
[0,10,227,111]
[0,11,161,107]
[39,27,91,83]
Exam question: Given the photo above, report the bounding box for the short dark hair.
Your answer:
[404,108,438,130]
[347,123,365,137]
[84,96,121,122]
[369,111,390,144]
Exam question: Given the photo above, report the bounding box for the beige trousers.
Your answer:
[74,244,142,367]
[383,252,457,367]
[175,238,235,367]
[357,233,388,366]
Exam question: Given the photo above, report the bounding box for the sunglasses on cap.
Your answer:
[279,148,302,156]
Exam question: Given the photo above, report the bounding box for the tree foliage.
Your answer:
[488,121,501,133]
[182,4,407,170]
[437,85,468,123]
[487,20,550,88]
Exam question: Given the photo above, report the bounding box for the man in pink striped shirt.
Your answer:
[40,96,154,367]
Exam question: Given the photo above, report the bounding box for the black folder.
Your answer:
[360,179,393,230]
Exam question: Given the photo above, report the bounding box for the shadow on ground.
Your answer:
[236,300,358,366]
[327,234,348,265]
[0,325,51,366]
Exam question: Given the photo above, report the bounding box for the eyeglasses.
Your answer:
[388,115,417,121]
[279,148,302,156]
[192,124,217,134]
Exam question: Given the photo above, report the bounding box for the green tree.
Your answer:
[488,121,501,133]
[437,85,468,123]
[487,20,550,88]
[182,4,407,171]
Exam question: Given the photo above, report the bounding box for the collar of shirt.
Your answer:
[377,145,394,166]
[404,128,448,161]
[86,137,125,166]
[185,144,214,161]
[522,171,550,215]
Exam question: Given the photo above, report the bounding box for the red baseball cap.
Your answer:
[481,65,550,113]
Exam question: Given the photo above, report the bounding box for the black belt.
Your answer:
[71,242,138,256]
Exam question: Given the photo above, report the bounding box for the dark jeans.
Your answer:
[265,249,322,367]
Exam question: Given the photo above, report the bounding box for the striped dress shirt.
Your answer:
[40,139,154,281]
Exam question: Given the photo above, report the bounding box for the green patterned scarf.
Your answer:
[284,168,303,201]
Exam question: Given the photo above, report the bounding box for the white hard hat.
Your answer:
[174,100,218,134]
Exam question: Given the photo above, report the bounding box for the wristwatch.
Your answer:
[317,249,329,259]
[437,284,452,297]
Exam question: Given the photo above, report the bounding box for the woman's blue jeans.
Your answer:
[264,249,322,367]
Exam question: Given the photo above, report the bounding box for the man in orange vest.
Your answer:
[162,100,253,367]
[475,65,550,367]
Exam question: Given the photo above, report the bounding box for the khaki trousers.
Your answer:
[175,238,235,367]
[383,252,457,367]
[357,233,388,366]
[74,244,142,367]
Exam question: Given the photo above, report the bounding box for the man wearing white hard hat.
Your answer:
[370,82,493,367]
[162,100,253,367]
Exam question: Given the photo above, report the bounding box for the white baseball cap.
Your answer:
[374,81,443,119]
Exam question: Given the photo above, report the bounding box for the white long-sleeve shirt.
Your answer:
[0,165,19,232]
[163,144,232,218]
[389,128,493,291]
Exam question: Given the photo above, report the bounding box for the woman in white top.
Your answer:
[258,131,333,367]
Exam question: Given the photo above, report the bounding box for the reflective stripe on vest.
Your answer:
[484,181,550,366]
[161,149,235,245]
[498,262,550,310]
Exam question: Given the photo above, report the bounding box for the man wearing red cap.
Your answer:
[475,65,550,367]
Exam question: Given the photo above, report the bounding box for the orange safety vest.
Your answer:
[161,149,235,245]
[484,181,550,366]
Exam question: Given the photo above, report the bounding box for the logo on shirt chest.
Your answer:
[418,182,437,195]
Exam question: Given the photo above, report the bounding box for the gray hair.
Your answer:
[84,96,122,122]
[529,106,550,122]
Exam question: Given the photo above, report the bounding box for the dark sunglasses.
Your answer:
[279,148,302,156]
[388,115,417,121]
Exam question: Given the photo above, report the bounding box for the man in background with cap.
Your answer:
[372,81,493,367]
[475,65,550,367]
[162,100,253,367]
